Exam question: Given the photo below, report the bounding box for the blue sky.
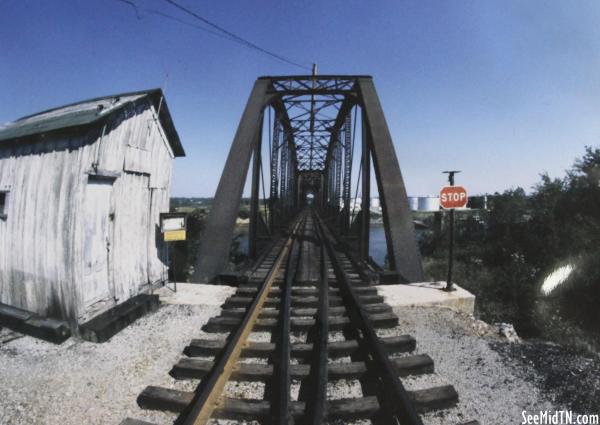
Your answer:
[2,1,600,197]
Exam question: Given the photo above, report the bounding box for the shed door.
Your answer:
[83,178,113,308]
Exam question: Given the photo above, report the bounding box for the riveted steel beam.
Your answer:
[356,77,424,282]
[193,80,274,282]
[194,75,423,283]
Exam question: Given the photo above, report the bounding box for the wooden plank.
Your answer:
[367,312,398,328]
[170,355,432,381]
[215,398,303,421]
[138,386,193,412]
[409,385,458,413]
[216,397,380,421]
[219,302,392,318]
[382,335,417,353]
[235,286,377,296]
[203,312,397,332]
[224,293,382,308]
[185,335,415,358]
[326,396,379,420]
[394,354,434,376]
[296,236,320,285]
[138,385,457,418]
[358,294,385,304]
[78,294,159,343]
[139,387,378,419]
[0,302,71,344]
[223,295,344,308]
[0,303,32,322]
[119,418,157,425]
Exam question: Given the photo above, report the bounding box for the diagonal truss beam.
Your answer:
[193,75,424,284]
[193,80,274,282]
[357,77,424,282]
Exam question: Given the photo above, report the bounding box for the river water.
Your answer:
[369,223,388,266]
[233,223,390,266]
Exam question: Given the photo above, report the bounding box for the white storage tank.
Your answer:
[408,197,419,211]
[418,196,440,212]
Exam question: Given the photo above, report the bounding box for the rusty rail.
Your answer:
[314,211,425,425]
[176,215,305,425]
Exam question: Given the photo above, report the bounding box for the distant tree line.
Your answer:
[166,148,600,350]
[422,147,600,351]
[167,202,250,281]
[168,207,207,282]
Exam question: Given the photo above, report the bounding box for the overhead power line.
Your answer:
[162,0,311,71]
[115,0,312,71]
[146,8,239,43]
[117,0,142,19]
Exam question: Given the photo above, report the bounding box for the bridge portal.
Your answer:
[193,75,424,283]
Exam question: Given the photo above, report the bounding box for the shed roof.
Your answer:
[0,89,185,157]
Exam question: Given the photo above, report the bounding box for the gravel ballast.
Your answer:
[1,284,596,425]
[0,285,235,425]
[391,306,572,425]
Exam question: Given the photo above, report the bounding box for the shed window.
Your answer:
[0,191,7,219]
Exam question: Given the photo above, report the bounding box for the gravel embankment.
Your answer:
[0,287,234,425]
[1,287,597,425]
[490,338,600,414]
[389,306,573,425]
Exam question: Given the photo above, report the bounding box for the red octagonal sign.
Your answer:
[440,186,468,209]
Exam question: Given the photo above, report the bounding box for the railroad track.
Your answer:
[122,210,479,425]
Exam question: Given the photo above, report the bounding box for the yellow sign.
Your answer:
[164,229,186,241]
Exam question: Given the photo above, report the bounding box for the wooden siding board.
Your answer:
[0,102,174,329]
[0,131,97,323]
[101,101,171,300]
[148,104,175,189]
[147,188,169,284]
[109,172,151,300]
[96,115,125,174]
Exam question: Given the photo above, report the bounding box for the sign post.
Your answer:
[440,172,467,291]
[159,212,188,292]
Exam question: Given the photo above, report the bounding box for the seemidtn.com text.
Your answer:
[522,411,599,425]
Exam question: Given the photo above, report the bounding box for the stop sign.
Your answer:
[440,186,468,209]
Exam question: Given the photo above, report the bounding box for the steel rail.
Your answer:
[176,215,305,425]
[314,212,425,425]
[272,217,304,424]
[305,228,329,425]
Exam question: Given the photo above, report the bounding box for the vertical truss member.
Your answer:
[193,76,423,284]
[270,112,281,229]
[342,112,353,231]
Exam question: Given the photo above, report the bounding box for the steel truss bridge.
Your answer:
[121,76,480,425]
[194,75,424,284]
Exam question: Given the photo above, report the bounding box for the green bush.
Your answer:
[423,147,600,350]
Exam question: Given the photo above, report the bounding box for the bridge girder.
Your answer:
[193,75,424,283]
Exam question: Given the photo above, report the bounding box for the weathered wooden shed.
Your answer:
[0,89,185,340]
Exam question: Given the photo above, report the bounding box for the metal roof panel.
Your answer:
[0,89,185,157]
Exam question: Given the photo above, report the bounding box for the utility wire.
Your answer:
[162,0,312,71]
[117,0,142,19]
[115,1,262,45]
[146,9,241,43]
[115,0,311,70]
